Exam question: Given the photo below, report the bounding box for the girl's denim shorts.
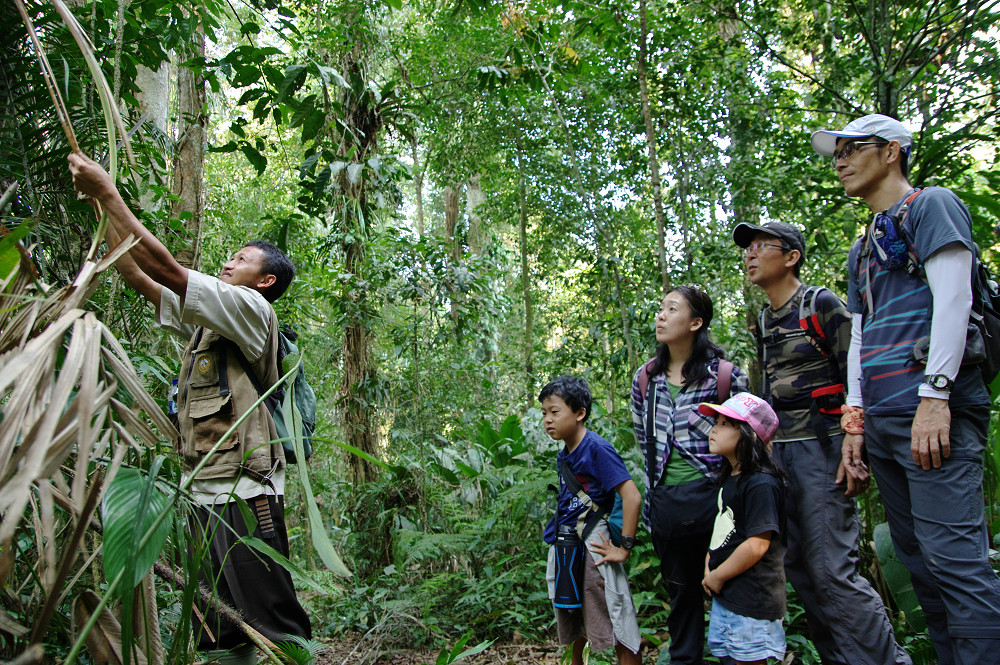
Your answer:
[707,599,785,662]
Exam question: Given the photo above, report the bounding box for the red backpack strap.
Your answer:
[717,359,734,402]
[798,286,830,357]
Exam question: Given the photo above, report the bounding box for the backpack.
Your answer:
[857,188,1000,389]
[753,285,846,413]
[635,357,734,403]
[234,327,317,464]
[756,285,839,362]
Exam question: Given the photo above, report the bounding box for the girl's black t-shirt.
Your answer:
[707,472,787,621]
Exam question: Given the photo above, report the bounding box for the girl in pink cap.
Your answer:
[698,392,788,665]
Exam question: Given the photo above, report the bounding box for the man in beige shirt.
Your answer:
[69,152,311,663]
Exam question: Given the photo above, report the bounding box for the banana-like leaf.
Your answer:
[101,467,173,594]
[283,354,351,577]
[873,522,926,631]
[240,536,326,594]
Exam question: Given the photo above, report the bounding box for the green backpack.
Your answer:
[273,330,317,463]
[236,328,317,463]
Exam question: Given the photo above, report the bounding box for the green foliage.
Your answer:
[435,632,494,665]
[275,635,328,665]
[315,413,557,647]
[6,0,1000,658]
[101,462,175,595]
[874,523,926,633]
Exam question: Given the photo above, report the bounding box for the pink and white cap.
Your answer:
[698,392,779,444]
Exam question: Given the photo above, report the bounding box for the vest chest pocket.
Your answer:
[186,392,238,453]
[189,349,222,388]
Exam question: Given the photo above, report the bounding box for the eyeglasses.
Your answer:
[744,241,789,256]
[831,140,887,167]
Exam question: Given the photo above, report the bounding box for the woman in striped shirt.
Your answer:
[631,285,749,665]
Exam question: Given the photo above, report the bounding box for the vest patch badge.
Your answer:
[198,357,211,373]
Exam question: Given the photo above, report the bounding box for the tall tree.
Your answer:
[171,7,206,270]
[515,126,534,409]
[636,0,669,294]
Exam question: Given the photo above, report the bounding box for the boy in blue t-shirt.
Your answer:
[540,375,642,665]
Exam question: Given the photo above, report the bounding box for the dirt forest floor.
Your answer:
[312,635,670,665]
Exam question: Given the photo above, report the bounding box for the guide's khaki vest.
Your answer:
[176,309,284,481]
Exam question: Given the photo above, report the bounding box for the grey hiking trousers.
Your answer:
[867,407,1000,665]
[774,433,911,665]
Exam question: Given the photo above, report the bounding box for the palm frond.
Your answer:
[9,0,79,152]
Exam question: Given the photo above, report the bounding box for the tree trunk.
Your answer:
[443,184,463,338]
[135,64,170,133]
[637,0,670,294]
[466,174,485,256]
[515,129,534,410]
[443,184,460,259]
[171,14,206,271]
[135,62,170,213]
[411,135,425,236]
[335,41,381,485]
[342,239,375,484]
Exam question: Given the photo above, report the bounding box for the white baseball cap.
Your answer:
[811,114,912,157]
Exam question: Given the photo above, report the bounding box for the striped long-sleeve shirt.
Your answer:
[631,356,749,529]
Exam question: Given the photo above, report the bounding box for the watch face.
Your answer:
[927,374,951,389]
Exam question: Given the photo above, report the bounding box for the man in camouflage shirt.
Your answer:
[733,222,910,665]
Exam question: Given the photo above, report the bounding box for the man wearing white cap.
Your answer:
[812,113,1000,665]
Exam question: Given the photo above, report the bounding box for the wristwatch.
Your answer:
[620,536,636,550]
[924,373,954,392]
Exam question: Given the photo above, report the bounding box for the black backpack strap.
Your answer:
[217,344,231,398]
[558,456,611,541]
[757,307,771,397]
[228,340,281,416]
[644,375,658,489]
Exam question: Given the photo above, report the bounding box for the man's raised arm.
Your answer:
[68,152,188,302]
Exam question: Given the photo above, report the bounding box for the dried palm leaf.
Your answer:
[72,589,147,665]
[9,0,80,153]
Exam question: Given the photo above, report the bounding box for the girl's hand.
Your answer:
[702,570,722,596]
[588,533,629,565]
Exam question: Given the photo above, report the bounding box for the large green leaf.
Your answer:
[874,522,926,631]
[0,217,39,284]
[286,360,352,578]
[101,465,173,595]
[240,536,327,593]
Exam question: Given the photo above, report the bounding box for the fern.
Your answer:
[274,635,326,665]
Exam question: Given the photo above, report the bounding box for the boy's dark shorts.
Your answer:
[555,551,616,650]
